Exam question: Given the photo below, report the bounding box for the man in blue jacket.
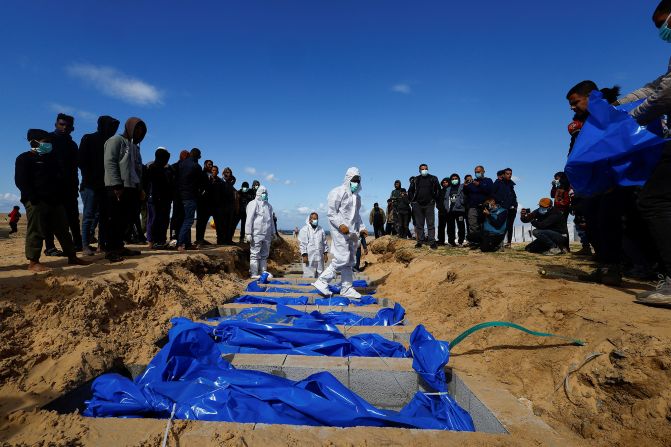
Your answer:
[492,168,518,247]
[480,197,508,252]
[463,165,493,248]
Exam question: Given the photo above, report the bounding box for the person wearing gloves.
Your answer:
[312,167,367,299]
[244,185,274,279]
[298,211,329,278]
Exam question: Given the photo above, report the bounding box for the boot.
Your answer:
[250,260,260,280]
[340,282,362,299]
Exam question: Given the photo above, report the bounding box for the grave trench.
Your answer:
[44,262,564,440]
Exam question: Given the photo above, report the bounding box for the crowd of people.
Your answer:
[14,114,277,271]
[10,2,671,306]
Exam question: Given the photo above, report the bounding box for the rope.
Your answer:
[364,340,413,399]
[449,321,586,350]
[161,402,177,447]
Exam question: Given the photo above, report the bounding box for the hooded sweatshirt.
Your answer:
[50,129,80,197]
[298,214,328,262]
[79,115,120,190]
[104,118,145,188]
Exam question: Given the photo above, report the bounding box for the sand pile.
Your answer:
[366,236,671,446]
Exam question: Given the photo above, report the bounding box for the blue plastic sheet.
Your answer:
[566,91,666,196]
[245,280,376,298]
[84,319,474,431]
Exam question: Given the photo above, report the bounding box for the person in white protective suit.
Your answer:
[298,211,329,278]
[312,167,368,298]
[244,185,274,279]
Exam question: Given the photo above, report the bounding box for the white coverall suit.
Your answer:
[313,167,365,298]
[298,215,329,278]
[244,185,274,278]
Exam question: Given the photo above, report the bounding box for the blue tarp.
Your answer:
[235,294,378,307]
[83,318,474,431]
[225,302,404,326]
[245,280,376,298]
[566,91,666,196]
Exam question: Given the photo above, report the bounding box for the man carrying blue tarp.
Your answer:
[613,0,671,305]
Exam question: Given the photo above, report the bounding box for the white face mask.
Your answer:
[311,219,318,226]
[420,169,429,176]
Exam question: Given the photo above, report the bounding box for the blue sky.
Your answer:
[0,1,668,229]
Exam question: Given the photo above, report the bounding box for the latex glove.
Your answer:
[302,254,308,265]
[245,234,253,243]
[339,224,350,235]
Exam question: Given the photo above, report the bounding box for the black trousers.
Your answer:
[239,213,247,242]
[170,198,184,241]
[638,144,671,276]
[412,201,436,243]
[196,203,214,242]
[373,224,385,238]
[446,211,466,244]
[397,213,410,238]
[505,208,517,244]
[584,191,623,265]
[481,232,505,252]
[104,187,137,252]
[437,210,448,244]
[9,222,17,233]
[45,195,82,250]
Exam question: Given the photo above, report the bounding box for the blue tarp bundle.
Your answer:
[83,318,474,431]
[224,303,404,326]
[566,91,666,196]
[245,280,376,299]
[235,293,378,307]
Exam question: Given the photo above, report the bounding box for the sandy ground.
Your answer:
[0,222,669,446]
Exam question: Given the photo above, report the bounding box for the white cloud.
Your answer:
[0,192,21,210]
[297,206,311,214]
[391,83,411,94]
[47,102,97,122]
[512,175,521,182]
[265,173,278,183]
[66,63,163,105]
[244,167,257,175]
[2,193,19,201]
[283,179,293,185]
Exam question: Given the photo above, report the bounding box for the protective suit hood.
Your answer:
[343,167,362,193]
[305,212,319,226]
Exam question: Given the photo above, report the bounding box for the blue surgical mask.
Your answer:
[242,187,248,192]
[420,169,429,176]
[35,142,52,155]
[475,172,483,179]
[261,193,268,201]
[660,14,671,42]
[311,219,318,226]
[350,182,360,193]
[538,207,549,215]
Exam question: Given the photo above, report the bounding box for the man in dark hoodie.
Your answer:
[436,177,450,245]
[463,165,493,247]
[445,173,466,246]
[145,147,172,248]
[15,129,90,271]
[195,159,215,245]
[408,163,440,249]
[492,167,518,247]
[103,117,146,262]
[43,113,82,255]
[79,115,120,256]
[237,181,254,243]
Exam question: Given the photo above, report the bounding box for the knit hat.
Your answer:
[26,129,51,142]
[539,198,552,208]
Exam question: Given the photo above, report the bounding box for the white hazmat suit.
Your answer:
[244,185,274,278]
[313,167,365,298]
[298,214,329,278]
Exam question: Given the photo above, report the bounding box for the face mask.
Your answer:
[350,182,360,193]
[660,14,671,42]
[420,169,429,176]
[242,187,248,192]
[311,219,318,227]
[261,193,268,201]
[451,179,459,185]
[538,207,549,215]
[35,142,52,155]
[475,172,483,179]
[552,180,560,187]
[253,185,259,190]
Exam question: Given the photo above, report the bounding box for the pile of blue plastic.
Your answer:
[237,279,377,307]
[84,317,474,431]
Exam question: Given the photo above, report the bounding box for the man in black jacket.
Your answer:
[520,198,569,255]
[176,148,203,251]
[43,113,82,254]
[79,115,120,255]
[15,129,90,271]
[408,163,440,249]
[436,177,450,245]
[238,181,254,243]
[195,159,214,245]
[145,148,172,248]
[492,168,518,247]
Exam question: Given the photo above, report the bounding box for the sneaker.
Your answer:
[250,275,261,280]
[82,246,96,256]
[312,279,332,297]
[414,242,423,249]
[636,276,671,306]
[44,248,64,257]
[430,242,438,250]
[543,247,563,256]
[340,284,362,299]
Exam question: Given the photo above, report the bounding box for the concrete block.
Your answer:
[229,353,287,377]
[470,394,507,434]
[282,355,349,386]
[348,357,418,410]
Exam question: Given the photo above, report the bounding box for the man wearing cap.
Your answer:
[15,129,91,271]
[520,198,569,255]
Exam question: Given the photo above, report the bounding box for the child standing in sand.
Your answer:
[8,206,21,234]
